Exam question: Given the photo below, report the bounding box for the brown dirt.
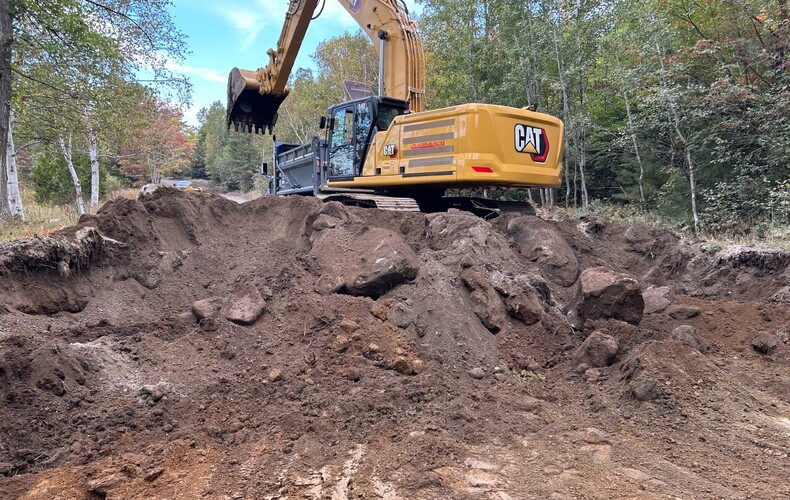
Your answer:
[0,189,788,499]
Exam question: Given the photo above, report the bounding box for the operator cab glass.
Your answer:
[328,105,355,178]
[376,104,404,131]
[327,97,409,179]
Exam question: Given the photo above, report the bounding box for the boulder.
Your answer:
[388,302,415,329]
[504,293,543,325]
[341,228,420,298]
[461,269,509,333]
[222,284,267,325]
[667,304,701,320]
[751,332,779,355]
[506,216,579,287]
[671,325,705,353]
[574,330,619,368]
[576,267,644,325]
[642,286,674,314]
[192,296,223,321]
[623,223,655,254]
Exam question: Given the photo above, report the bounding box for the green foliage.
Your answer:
[416,0,790,238]
[30,149,106,206]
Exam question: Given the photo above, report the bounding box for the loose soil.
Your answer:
[0,189,788,499]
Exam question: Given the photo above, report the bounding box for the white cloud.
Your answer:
[210,0,421,51]
[164,60,227,83]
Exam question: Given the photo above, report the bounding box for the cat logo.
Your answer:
[349,0,363,13]
[383,144,398,157]
[514,124,549,163]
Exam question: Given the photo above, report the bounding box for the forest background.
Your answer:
[1,0,788,241]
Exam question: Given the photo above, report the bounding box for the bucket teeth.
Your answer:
[226,68,286,134]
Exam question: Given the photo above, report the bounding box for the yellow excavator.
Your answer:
[227,0,563,214]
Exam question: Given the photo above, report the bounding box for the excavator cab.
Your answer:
[323,96,408,180]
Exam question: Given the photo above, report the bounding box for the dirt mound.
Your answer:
[1,191,788,499]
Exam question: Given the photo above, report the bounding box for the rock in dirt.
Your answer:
[192,297,223,321]
[584,368,603,382]
[642,286,675,314]
[671,325,705,353]
[388,302,415,329]
[329,335,351,352]
[574,330,619,368]
[394,357,422,376]
[504,293,543,325]
[338,318,359,333]
[145,467,165,482]
[576,267,644,325]
[314,274,345,295]
[461,269,508,333]
[340,228,420,298]
[630,377,660,402]
[751,332,779,355]
[667,304,701,320]
[88,473,122,495]
[506,216,580,287]
[468,367,486,380]
[199,317,218,332]
[583,427,609,444]
[222,284,267,325]
[268,368,283,382]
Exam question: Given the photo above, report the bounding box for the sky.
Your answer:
[165,0,422,126]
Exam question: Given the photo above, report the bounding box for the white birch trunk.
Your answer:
[551,21,572,209]
[87,125,100,210]
[59,135,86,215]
[575,6,589,214]
[6,110,23,219]
[148,151,160,184]
[656,43,700,235]
[623,91,646,209]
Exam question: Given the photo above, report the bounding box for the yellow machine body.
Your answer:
[329,104,563,190]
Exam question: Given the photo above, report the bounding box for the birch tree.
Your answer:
[6,110,23,218]
[0,0,12,220]
[58,134,86,215]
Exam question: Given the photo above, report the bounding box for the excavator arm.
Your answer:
[227,0,425,133]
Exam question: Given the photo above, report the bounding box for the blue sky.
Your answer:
[165,0,422,126]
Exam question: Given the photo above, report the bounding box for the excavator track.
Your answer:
[320,193,420,212]
[319,192,535,218]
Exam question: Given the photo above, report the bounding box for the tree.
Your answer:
[117,100,194,184]
[0,0,13,220]
[2,0,189,217]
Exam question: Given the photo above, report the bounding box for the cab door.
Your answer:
[327,99,374,180]
[328,105,355,179]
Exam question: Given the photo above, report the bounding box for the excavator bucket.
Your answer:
[226,68,287,134]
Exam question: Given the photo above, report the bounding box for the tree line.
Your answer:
[0,0,193,221]
[3,0,788,240]
[417,0,789,236]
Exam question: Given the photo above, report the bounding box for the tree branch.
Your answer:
[11,68,83,101]
[82,0,158,49]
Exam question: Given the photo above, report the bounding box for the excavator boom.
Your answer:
[227,0,425,133]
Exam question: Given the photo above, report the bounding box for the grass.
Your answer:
[1,190,80,242]
[0,188,140,243]
[547,199,790,251]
